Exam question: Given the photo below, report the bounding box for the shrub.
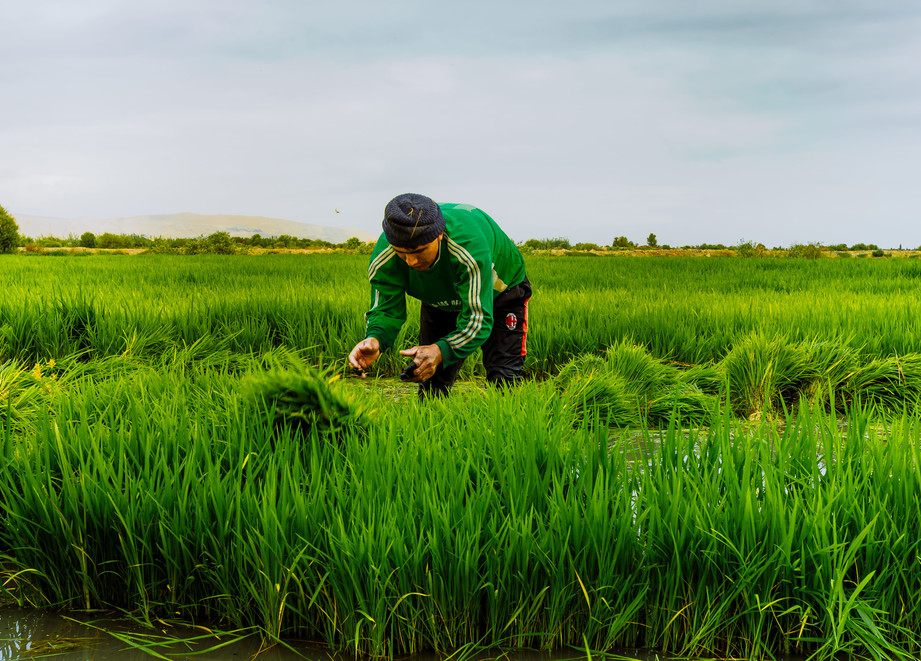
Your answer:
[523,237,572,250]
[572,242,601,251]
[735,240,766,258]
[97,232,132,250]
[786,243,824,259]
[36,236,66,248]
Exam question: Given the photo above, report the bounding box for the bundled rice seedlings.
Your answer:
[848,353,921,411]
[799,339,862,409]
[720,332,813,419]
[244,363,372,439]
[603,339,681,393]
[553,344,711,428]
[602,341,718,425]
[552,354,640,428]
[646,382,716,425]
[679,362,723,395]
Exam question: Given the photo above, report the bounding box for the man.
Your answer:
[348,193,531,397]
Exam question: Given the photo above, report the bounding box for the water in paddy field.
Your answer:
[0,606,814,661]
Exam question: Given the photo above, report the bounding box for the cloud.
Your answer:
[2,1,920,247]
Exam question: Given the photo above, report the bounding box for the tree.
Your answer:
[205,231,236,255]
[647,233,658,248]
[612,236,634,248]
[79,231,97,249]
[0,204,20,254]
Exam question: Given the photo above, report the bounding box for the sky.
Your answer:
[2,0,920,248]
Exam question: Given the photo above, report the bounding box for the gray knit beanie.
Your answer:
[382,193,445,248]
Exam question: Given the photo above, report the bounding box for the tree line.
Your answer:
[0,205,910,257]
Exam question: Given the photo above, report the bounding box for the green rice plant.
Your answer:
[553,353,608,388]
[637,403,921,659]
[2,366,921,659]
[720,332,813,418]
[4,253,921,374]
[6,252,921,659]
[0,359,59,434]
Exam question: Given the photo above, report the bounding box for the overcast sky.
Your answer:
[2,1,919,247]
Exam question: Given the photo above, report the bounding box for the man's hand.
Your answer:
[399,344,443,382]
[348,337,381,377]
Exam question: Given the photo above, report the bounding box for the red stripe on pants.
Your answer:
[520,297,530,357]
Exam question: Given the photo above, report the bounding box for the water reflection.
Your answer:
[0,607,689,661]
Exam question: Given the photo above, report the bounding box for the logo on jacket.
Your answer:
[505,313,518,330]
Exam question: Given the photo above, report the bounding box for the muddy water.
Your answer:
[0,607,682,661]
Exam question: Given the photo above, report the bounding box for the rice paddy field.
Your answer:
[2,253,921,660]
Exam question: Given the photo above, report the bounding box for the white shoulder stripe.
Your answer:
[368,246,396,280]
[445,237,484,349]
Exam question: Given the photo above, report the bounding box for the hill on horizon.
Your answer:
[15,212,378,243]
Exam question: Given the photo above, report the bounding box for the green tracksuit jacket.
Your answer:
[364,203,526,367]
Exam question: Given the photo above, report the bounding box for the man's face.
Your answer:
[391,234,443,271]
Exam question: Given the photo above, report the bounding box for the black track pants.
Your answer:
[418,276,532,398]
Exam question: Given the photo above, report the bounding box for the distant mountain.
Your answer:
[16,212,377,243]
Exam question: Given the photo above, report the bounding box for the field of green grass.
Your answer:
[1,253,921,660]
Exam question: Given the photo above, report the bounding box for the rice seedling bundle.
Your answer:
[552,354,640,428]
[553,343,716,428]
[849,353,921,410]
[720,332,814,418]
[244,363,372,438]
